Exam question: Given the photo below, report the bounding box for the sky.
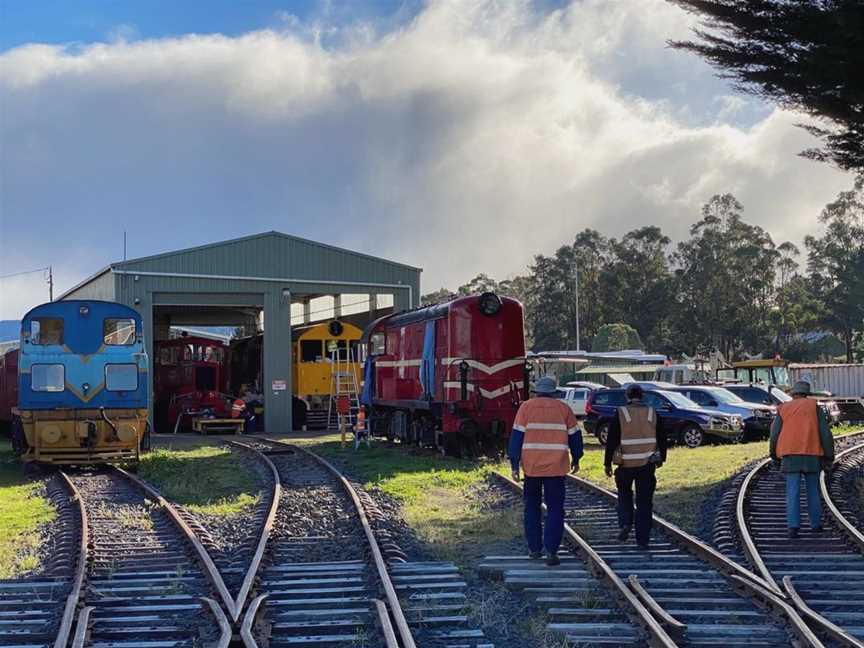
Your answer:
[0,0,856,320]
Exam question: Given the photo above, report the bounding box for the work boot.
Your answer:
[529,551,542,559]
[788,528,799,539]
[617,525,631,542]
[546,552,560,567]
[636,541,650,551]
[811,526,824,533]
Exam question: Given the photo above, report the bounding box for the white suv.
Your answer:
[560,386,593,417]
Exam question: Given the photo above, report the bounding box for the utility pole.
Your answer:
[574,260,581,352]
[47,266,53,301]
[123,231,127,261]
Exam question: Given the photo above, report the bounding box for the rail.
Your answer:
[225,440,282,620]
[566,472,821,647]
[235,438,418,648]
[492,472,679,647]
[64,467,233,647]
[783,577,864,648]
[114,466,238,619]
[735,433,864,647]
[736,457,780,591]
[54,472,89,648]
[820,438,864,553]
[293,445,418,648]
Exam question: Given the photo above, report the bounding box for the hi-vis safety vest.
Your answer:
[231,399,246,419]
[776,398,823,457]
[513,397,579,477]
[613,405,657,468]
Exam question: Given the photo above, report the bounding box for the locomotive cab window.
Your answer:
[31,364,65,392]
[106,364,138,391]
[104,318,136,345]
[300,340,323,363]
[370,333,385,356]
[30,318,64,345]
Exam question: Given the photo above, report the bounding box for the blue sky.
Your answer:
[0,0,854,319]
[0,1,424,50]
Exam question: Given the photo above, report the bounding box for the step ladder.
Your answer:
[327,345,361,431]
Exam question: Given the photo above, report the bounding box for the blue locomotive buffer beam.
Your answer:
[15,300,150,465]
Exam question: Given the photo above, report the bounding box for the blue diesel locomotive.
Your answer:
[11,300,150,465]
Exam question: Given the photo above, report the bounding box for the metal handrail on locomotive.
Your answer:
[361,292,528,455]
[11,300,149,465]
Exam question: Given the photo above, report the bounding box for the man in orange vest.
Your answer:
[509,376,583,566]
[604,385,667,549]
[770,381,834,539]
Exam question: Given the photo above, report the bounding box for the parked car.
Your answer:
[723,383,842,426]
[560,386,594,417]
[585,388,744,448]
[723,383,789,406]
[667,385,775,440]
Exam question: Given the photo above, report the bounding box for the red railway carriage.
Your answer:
[361,293,528,455]
[0,348,18,430]
[154,335,230,431]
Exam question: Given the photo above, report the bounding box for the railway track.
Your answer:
[825,438,864,541]
[0,475,82,648]
[232,437,495,648]
[734,430,864,646]
[490,470,822,647]
[64,468,231,648]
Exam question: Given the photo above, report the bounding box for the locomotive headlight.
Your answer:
[82,382,90,394]
[478,292,502,316]
[40,425,62,444]
[117,423,137,443]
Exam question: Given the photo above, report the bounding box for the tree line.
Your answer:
[422,175,864,362]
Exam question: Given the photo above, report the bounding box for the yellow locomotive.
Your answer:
[293,320,363,427]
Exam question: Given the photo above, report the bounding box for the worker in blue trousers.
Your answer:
[509,376,583,566]
[770,380,834,539]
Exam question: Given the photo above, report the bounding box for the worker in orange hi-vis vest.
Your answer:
[604,384,667,550]
[508,376,583,567]
[770,381,834,539]
[230,398,246,419]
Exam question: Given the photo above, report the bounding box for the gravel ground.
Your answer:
[268,449,367,561]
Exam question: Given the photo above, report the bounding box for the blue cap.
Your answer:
[533,376,558,395]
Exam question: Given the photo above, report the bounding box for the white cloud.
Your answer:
[0,0,853,318]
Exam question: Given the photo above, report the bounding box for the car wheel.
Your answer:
[596,422,609,447]
[683,425,704,448]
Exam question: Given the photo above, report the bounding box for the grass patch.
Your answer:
[834,424,862,437]
[309,437,520,561]
[0,440,56,578]
[298,428,850,546]
[139,445,261,517]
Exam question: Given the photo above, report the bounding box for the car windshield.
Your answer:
[658,390,698,408]
[707,388,743,404]
[771,387,792,402]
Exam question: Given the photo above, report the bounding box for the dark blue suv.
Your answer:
[584,388,745,448]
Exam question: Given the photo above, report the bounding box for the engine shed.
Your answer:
[58,231,421,434]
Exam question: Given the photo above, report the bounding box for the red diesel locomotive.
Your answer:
[361,293,528,455]
[0,348,18,431]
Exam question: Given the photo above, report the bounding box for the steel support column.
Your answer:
[263,289,292,434]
